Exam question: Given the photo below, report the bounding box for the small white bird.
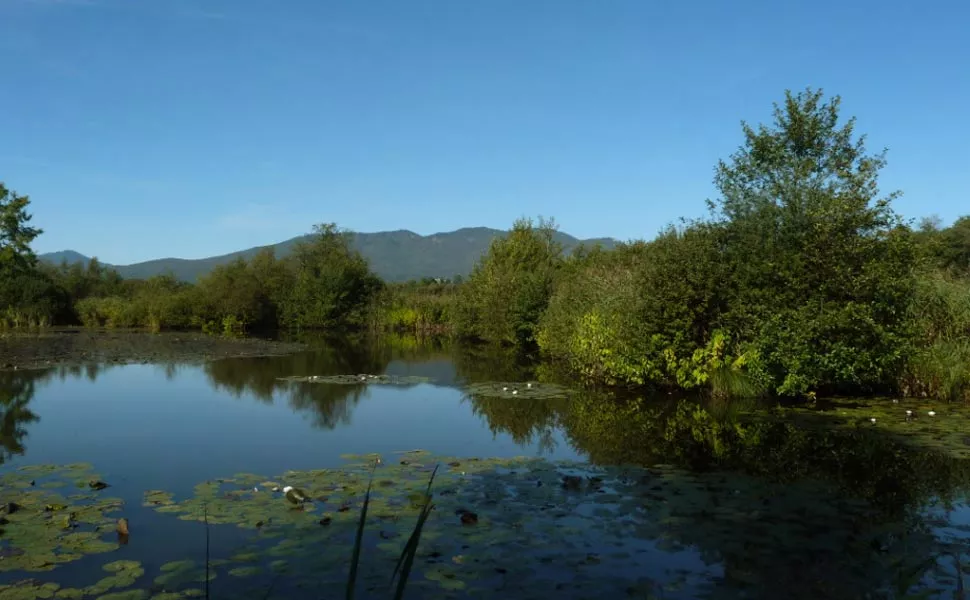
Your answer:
[512,390,518,395]
[502,387,508,392]
[928,411,937,417]
[870,418,877,424]
[253,487,259,492]
[906,410,913,416]
[282,486,309,504]
[527,383,532,388]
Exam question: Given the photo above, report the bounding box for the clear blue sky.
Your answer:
[1,0,967,264]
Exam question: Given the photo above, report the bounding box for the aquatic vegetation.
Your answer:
[464,381,573,400]
[132,453,954,598]
[0,463,124,573]
[0,449,966,598]
[787,398,970,461]
[276,374,434,386]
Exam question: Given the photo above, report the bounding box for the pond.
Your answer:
[2,334,970,600]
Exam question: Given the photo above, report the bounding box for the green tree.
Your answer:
[452,217,562,346]
[0,184,65,326]
[0,183,42,280]
[930,216,970,274]
[710,88,916,394]
[278,223,383,329]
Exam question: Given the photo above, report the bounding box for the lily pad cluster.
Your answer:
[2,452,964,599]
[0,463,123,574]
[131,451,943,599]
[464,381,573,400]
[792,398,970,460]
[276,374,434,386]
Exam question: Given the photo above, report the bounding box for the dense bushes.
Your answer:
[367,278,458,333]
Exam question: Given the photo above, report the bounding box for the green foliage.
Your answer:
[899,271,970,401]
[0,183,42,279]
[453,217,563,346]
[0,184,56,328]
[277,224,383,330]
[914,215,970,275]
[709,88,917,395]
[537,242,653,385]
[368,279,458,333]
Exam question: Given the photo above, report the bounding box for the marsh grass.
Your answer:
[901,271,970,401]
[901,340,970,402]
[709,364,768,402]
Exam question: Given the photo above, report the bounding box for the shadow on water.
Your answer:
[2,334,970,598]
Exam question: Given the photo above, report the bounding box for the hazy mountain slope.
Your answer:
[39,227,618,283]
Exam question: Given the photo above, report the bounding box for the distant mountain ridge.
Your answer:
[38,227,618,283]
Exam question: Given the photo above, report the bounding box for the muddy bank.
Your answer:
[0,328,307,371]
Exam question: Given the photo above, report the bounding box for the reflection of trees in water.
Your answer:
[451,343,536,384]
[464,395,566,454]
[0,370,44,464]
[557,391,970,599]
[203,334,456,430]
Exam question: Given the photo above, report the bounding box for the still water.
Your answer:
[2,335,970,599]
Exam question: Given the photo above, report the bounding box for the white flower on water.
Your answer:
[283,486,309,503]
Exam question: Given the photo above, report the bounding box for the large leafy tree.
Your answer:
[279,223,383,329]
[453,217,563,346]
[0,183,42,280]
[710,88,916,394]
[0,184,68,325]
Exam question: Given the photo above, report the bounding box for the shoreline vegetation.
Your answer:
[3,88,970,401]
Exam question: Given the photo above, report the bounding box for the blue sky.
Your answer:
[1,0,967,264]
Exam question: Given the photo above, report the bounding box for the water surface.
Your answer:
[3,335,970,599]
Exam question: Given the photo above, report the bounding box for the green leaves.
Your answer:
[454,217,564,346]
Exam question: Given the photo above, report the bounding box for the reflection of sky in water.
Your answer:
[7,362,581,500]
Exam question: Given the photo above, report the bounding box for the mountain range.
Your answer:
[38,227,618,283]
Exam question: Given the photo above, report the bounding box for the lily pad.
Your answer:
[276,374,434,386]
[0,466,124,573]
[464,381,574,400]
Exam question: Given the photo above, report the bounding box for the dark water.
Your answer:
[2,335,970,599]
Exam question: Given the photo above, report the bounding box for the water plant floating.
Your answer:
[276,374,435,386]
[463,381,574,400]
[0,463,124,574]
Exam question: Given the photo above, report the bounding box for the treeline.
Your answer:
[3,88,970,400]
[0,210,386,334]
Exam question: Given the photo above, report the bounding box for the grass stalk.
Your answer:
[390,465,439,600]
[203,502,211,600]
[346,460,378,600]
